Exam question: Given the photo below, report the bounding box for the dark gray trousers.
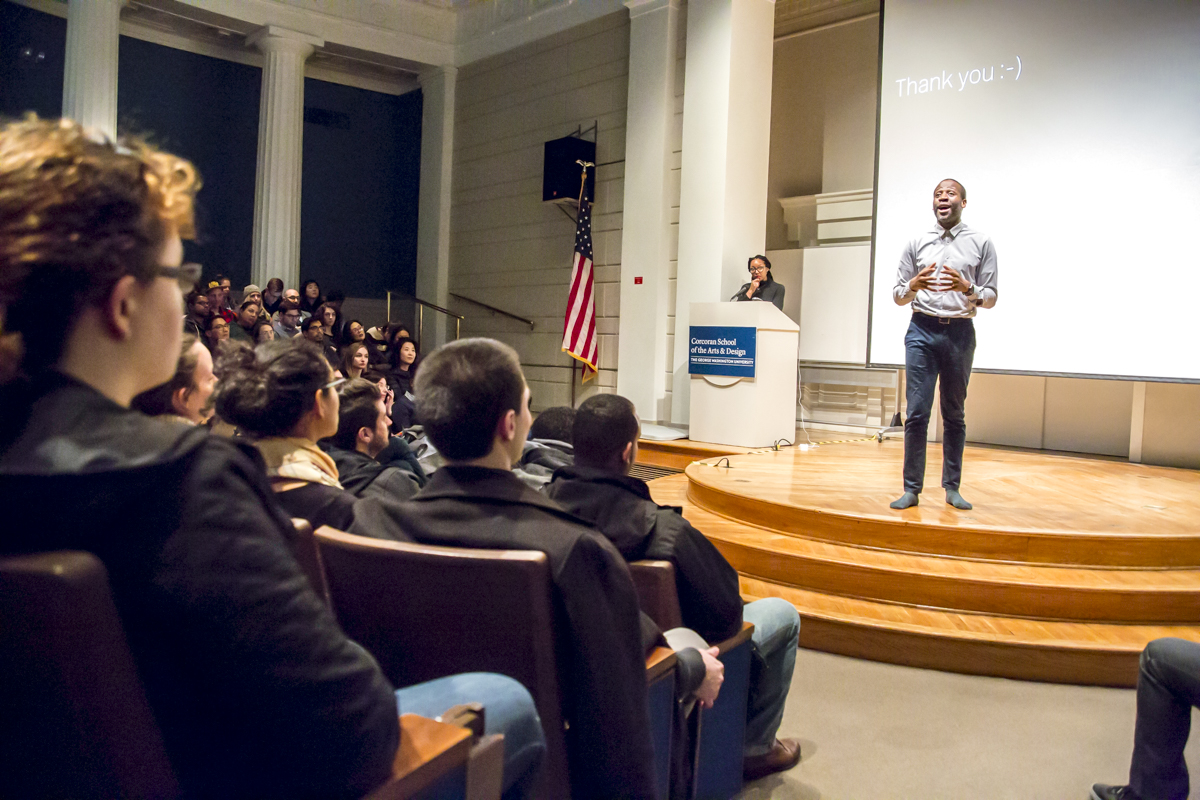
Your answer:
[1130,638,1200,800]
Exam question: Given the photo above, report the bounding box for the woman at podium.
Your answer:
[731,254,785,311]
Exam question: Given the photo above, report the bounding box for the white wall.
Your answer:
[448,13,629,411]
[767,15,879,251]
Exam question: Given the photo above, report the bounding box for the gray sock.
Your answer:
[890,492,919,510]
[945,489,972,510]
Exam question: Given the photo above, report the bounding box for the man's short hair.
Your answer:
[332,378,382,450]
[131,334,202,416]
[573,394,639,469]
[414,338,525,461]
[301,316,323,333]
[937,178,967,200]
[0,116,198,371]
[529,406,576,444]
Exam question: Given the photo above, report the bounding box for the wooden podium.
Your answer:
[687,302,799,448]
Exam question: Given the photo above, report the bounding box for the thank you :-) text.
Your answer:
[688,325,756,378]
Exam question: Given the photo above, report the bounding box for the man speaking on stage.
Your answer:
[889,179,998,511]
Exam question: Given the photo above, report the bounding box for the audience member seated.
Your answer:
[205,280,235,323]
[348,337,660,799]
[262,277,284,315]
[323,378,420,501]
[130,333,216,426]
[1092,638,1200,800]
[343,318,367,348]
[183,287,208,336]
[325,289,347,342]
[275,288,310,323]
[315,301,340,348]
[253,319,275,344]
[242,284,269,324]
[215,340,357,530]
[273,301,302,339]
[389,336,419,427]
[203,313,230,354]
[242,283,262,309]
[299,279,323,316]
[215,273,234,312]
[341,341,369,380]
[302,315,339,366]
[361,366,427,486]
[0,117,399,799]
[547,393,805,782]
[522,405,576,473]
[231,299,259,342]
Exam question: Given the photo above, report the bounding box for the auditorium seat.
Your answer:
[0,550,498,800]
[313,526,678,800]
[291,517,331,606]
[629,560,755,800]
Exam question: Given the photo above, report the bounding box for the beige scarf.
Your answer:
[253,437,343,489]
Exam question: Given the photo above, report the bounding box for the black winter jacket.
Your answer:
[0,374,400,799]
[351,465,660,800]
[546,465,744,644]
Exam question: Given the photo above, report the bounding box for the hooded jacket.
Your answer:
[350,465,660,800]
[0,373,399,799]
[546,464,744,644]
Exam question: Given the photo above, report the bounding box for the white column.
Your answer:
[62,0,122,139]
[416,65,457,348]
[670,0,775,426]
[248,26,323,291]
[1129,381,1147,462]
[616,0,679,424]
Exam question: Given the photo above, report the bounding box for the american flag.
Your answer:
[561,200,597,380]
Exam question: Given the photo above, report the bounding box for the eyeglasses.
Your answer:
[323,377,347,391]
[158,263,202,292]
[748,265,768,274]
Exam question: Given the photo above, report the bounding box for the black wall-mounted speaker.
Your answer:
[543,136,596,204]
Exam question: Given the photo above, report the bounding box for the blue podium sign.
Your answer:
[688,326,756,377]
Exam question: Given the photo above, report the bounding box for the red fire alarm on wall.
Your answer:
[634,277,643,285]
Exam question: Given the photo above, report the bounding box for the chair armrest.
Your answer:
[714,621,754,657]
[364,714,472,800]
[645,645,677,684]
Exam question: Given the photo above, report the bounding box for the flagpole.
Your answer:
[571,159,594,407]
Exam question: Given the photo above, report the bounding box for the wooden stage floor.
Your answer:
[645,439,1200,686]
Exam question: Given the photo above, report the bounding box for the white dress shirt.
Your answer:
[893,222,998,318]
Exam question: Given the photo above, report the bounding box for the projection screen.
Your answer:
[869,0,1200,381]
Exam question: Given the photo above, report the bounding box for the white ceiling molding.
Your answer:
[454,0,626,66]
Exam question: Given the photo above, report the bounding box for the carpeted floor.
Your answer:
[737,647,1200,800]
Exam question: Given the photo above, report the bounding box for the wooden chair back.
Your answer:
[289,517,331,606]
[0,551,180,799]
[314,527,570,799]
[629,559,685,630]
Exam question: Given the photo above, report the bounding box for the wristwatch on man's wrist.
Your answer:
[962,283,976,297]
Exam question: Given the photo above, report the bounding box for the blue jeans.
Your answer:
[1129,638,1200,800]
[742,598,801,756]
[903,313,976,494]
[396,672,546,800]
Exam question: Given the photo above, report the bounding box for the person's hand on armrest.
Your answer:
[696,646,724,709]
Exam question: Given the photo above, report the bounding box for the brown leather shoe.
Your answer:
[743,737,802,781]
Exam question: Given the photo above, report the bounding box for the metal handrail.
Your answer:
[450,292,535,330]
[386,291,465,343]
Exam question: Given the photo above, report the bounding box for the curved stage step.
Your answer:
[646,441,1200,687]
